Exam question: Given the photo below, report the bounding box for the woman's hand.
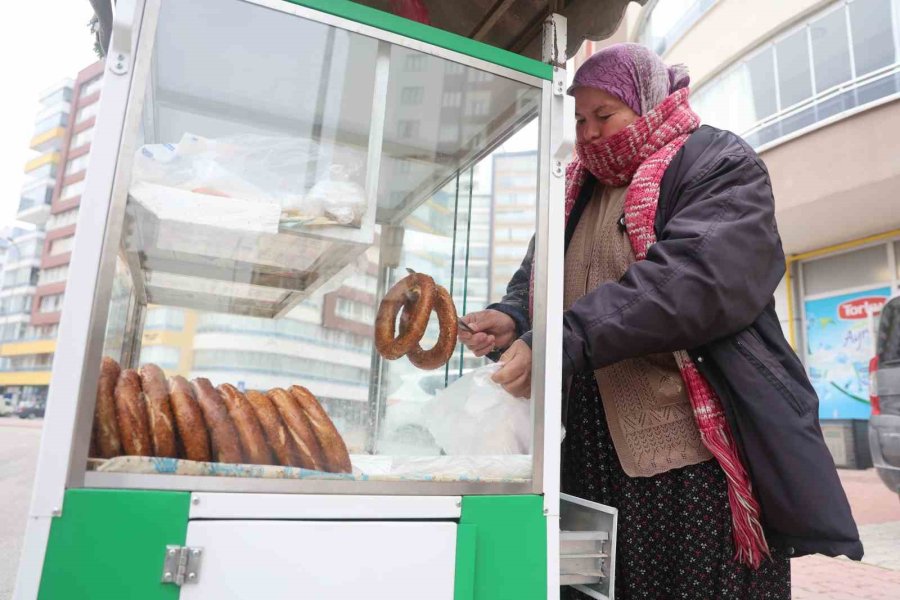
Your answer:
[458,309,517,357]
[491,339,532,399]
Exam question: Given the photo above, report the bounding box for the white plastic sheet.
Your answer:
[422,364,532,455]
[133,133,367,226]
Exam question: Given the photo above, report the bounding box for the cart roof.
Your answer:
[95,0,640,67]
[354,0,640,61]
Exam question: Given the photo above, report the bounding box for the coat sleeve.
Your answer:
[485,236,535,340]
[560,152,785,380]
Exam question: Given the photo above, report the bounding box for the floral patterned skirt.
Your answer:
[561,371,791,600]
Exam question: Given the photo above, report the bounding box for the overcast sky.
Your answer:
[0,1,99,229]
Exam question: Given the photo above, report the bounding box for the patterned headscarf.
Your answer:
[567,42,690,116]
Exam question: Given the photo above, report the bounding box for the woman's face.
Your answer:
[574,87,639,144]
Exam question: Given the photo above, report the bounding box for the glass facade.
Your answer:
[692,0,900,147]
[638,0,718,56]
[799,238,900,421]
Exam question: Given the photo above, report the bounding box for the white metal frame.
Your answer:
[13,1,151,597]
[188,493,462,520]
[15,0,570,597]
[21,0,563,506]
[63,0,558,498]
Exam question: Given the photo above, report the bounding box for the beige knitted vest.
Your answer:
[564,184,712,477]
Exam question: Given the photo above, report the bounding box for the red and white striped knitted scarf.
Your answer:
[534,88,770,568]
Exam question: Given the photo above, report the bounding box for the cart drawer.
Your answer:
[179,520,456,599]
[560,494,618,600]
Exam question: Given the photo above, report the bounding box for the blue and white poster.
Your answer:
[805,287,890,420]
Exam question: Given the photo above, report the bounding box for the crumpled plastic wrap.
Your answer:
[421,364,533,455]
[132,133,367,227]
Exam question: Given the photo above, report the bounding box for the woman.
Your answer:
[459,43,862,598]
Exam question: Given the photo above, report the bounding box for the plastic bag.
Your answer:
[132,133,367,226]
[421,364,532,455]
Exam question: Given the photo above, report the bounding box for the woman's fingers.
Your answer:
[492,352,527,385]
[491,341,532,397]
[461,331,495,355]
[504,370,531,398]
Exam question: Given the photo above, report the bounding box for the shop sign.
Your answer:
[837,297,886,320]
[805,287,891,420]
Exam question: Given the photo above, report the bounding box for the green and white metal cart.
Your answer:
[15,1,631,598]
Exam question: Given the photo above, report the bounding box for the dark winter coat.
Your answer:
[489,125,864,560]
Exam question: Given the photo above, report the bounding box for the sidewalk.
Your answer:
[0,417,43,430]
[792,469,900,599]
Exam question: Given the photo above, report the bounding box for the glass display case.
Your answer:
[83,0,545,493]
[17,2,618,599]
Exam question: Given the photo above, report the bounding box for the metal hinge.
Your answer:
[161,545,203,586]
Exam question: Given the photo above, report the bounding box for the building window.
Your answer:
[139,346,181,369]
[0,293,33,316]
[192,349,370,386]
[41,87,73,107]
[466,99,488,116]
[37,265,69,285]
[692,0,900,148]
[39,293,65,313]
[24,324,58,340]
[404,54,425,72]
[442,92,462,107]
[144,307,186,331]
[196,314,372,353]
[64,153,90,177]
[80,74,103,98]
[799,240,899,422]
[467,70,493,83]
[32,113,68,137]
[69,128,94,151]
[49,236,75,256]
[2,267,39,288]
[7,238,41,260]
[7,354,53,371]
[75,101,99,125]
[637,0,718,56]
[59,180,85,202]
[0,322,25,342]
[445,61,465,74]
[20,182,53,212]
[397,119,420,139]
[776,29,813,109]
[26,164,57,183]
[47,208,79,231]
[400,86,424,105]
[801,244,891,297]
[335,298,375,323]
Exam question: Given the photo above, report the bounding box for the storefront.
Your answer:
[787,231,900,465]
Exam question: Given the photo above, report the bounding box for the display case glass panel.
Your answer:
[85,0,543,490]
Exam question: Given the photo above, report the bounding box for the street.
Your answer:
[0,419,897,599]
[0,419,41,600]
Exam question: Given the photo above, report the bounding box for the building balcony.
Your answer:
[16,201,51,226]
[24,152,60,174]
[17,180,54,226]
[0,339,56,357]
[32,112,68,139]
[0,370,52,386]
[29,127,67,153]
[744,65,900,151]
